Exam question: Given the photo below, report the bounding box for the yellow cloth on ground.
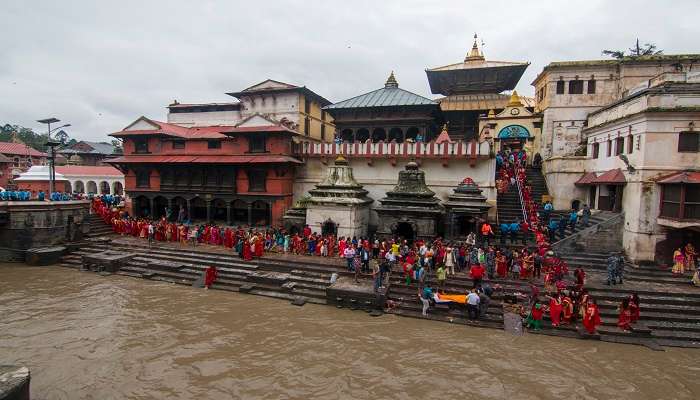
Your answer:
[437,293,467,304]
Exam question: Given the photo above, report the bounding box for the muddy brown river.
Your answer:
[1,264,698,399]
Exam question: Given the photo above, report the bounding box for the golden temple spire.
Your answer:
[507,90,523,107]
[385,71,399,88]
[465,33,485,62]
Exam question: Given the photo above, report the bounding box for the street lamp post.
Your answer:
[37,118,71,197]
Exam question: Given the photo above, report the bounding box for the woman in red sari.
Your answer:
[617,298,632,332]
[495,251,507,278]
[582,299,601,334]
[561,295,574,324]
[204,266,218,289]
[548,294,563,327]
[254,234,264,258]
[338,237,346,259]
[243,237,253,260]
[629,293,640,323]
[224,228,233,248]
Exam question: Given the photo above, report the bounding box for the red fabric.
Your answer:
[618,307,632,331]
[583,304,601,334]
[470,265,485,279]
[549,298,563,327]
[204,266,218,288]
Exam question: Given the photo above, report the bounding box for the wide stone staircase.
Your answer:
[72,206,700,348]
[86,213,114,237]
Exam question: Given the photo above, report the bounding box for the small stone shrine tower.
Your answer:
[375,161,444,241]
[305,156,373,238]
[443,177,492,238]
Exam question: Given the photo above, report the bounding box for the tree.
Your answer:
[602,38,663,59]
[111,139,123,155]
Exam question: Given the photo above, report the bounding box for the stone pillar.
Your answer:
[247,203,253,226]
[149,197,154,219]
[226,203,232,226]
[185,198,191,218]
[206,200,211,222]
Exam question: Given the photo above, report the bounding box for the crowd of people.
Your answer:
[90,149,654,335]
[0,189,98,202]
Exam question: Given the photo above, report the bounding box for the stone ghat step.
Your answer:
[388,281,700,312]
[392,297,699,344]
[387,273,700,303]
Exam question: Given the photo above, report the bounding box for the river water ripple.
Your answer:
[1,264,698,399]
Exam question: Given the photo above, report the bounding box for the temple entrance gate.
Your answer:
[321,219,337,236]
[395,222,415,241]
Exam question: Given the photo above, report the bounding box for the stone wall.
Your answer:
[0,200,90,262]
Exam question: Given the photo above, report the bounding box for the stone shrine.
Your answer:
[375,161,444,240]
[305,156,373,238]
[443,177,492,238]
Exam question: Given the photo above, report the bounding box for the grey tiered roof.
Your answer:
[324,72,437,110]
[443,177,491,215]
[307,157,373,206]
[376,162,443,214]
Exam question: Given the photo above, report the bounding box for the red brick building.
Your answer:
[108,114,304,226]
[0,142,48,190]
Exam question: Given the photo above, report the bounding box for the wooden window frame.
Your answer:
[678,131,699,152]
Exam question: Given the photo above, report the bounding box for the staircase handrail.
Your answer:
[515,175,529,223]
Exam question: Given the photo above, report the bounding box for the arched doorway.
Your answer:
[455,215,477,237]
[113,181,124,195]
[86,181,97,194]
[134,196,150,218]
[64,181,72,193]
[211,198,227,222]
[190,197,207,221]
[321,219,337,236]
[251,200,270,226]
[99,181,110,194]
[153,196,168,219]
[356,128,370,143]
[171,196,187,221]
[388,127,403,143]
[406,127,420,142]
[395,222,415,241]
[340,129,354,142]
[372,128,387,143]
[232,200,248,226]
[74,180,85,193]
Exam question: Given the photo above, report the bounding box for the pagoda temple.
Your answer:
[375,162,444,240]
[443,177,492,238]
[426,34,533,140]
[305,156,373,238]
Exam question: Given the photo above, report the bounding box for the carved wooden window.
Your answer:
[592,142,600,159]
[207,140,222,149]
[249,136,266,153]
[248,170,267,192]
[134,139,149,154]
[172,140,185,149]
[136,170,150,188]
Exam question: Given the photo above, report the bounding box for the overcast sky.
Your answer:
[2,0,698,142]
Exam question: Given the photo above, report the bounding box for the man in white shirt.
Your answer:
[466,289,480,320]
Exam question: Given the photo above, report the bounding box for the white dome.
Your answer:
[13,165,67,181]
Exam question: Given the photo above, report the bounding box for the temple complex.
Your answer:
[427,35,533,140]
[325,72,440,143]
[304,156,373,238]
[375,162,444,240]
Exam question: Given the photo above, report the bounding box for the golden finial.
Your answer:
[335,155,348,165]
[487,109,495,118]
[385,71,398,88]
[507,90,523,107]
[465,33,485,62]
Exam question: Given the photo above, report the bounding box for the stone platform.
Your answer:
[82,250,135,273]
[0,200,90,262]
[0,366,30,400]
[326,277,387,311]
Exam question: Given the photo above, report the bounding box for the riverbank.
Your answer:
[1,263,699,400]
[54,236,700,349]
